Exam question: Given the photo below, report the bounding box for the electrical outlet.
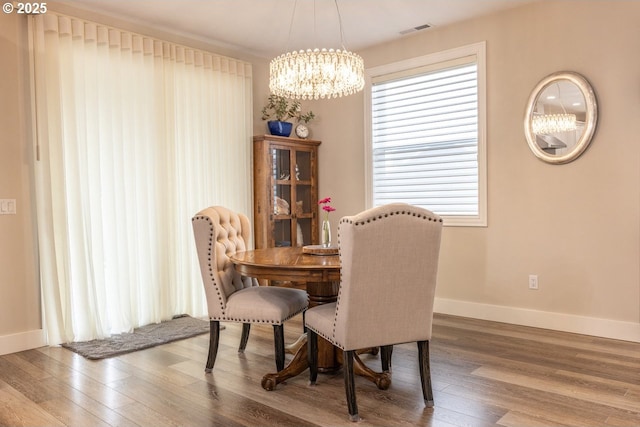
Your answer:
[528,274,538,290]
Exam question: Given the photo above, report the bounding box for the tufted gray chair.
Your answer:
[192,206,308,373]
[305,203,443,422]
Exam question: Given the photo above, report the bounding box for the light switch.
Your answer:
[0,199,16,215]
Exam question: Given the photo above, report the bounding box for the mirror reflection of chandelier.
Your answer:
[269,0,365,100]
[532,80,577,135]
[532,113,577,135]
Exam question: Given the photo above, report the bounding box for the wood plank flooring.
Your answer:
[1,313,639,426]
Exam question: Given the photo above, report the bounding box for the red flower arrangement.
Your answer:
[318,197,335,220]
[318,197,335,247]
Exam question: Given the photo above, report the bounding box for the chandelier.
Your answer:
[532,113,577,135]
[269,0,365,100]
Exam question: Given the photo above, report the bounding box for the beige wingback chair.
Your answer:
[192,206,308,373]
[305,203,443,421]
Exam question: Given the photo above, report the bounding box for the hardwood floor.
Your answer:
[1,313,639,426]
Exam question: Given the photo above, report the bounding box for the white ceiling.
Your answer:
[57,0,536,59]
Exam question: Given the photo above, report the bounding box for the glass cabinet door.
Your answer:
[271,146,292,247]
[269,145,315,247]
[294,149,313,246]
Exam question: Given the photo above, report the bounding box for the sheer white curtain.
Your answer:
[31,13,253,345]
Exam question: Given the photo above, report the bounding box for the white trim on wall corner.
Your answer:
[0,329,46,356]
[434,298,640,344]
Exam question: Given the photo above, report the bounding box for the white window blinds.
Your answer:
[368,44,486,226]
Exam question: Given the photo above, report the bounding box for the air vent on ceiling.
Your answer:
[399,23,433,35]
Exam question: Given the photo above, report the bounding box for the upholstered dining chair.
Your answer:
[192,206,308,373]
[305,203,443,421]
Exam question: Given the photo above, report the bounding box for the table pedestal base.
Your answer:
[261,333,391,391]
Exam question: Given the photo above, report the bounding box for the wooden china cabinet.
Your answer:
[253,135,320,249]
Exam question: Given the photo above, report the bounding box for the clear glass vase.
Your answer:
[321,219,331,248]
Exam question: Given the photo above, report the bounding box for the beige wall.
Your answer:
[2,1,639,354]
[305,0,640,340]
[0,12,42,353]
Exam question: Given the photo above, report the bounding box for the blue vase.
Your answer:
[268,121,292,137]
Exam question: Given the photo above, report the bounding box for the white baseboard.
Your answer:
[434,298,640,343]
[0,329,46,356]
[2,302,638,354]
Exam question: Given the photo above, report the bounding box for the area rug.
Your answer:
[61,314,214,360]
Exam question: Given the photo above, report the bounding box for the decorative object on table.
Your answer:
[302,244,338,256]
[321,219,331,248]
[318,197,335,248]
[269,0,365,100]
[261,94,314,137]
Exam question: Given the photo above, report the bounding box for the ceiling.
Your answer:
[57,0,536,59]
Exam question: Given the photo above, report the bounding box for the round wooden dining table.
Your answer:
[230,246,390,391]
[231,246,341,306]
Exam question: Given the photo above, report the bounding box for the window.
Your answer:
[365,42,486,226]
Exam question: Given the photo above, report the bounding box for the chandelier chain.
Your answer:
[284,0,299,53]
[334,0,347,50]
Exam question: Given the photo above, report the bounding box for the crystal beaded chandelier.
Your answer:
[269,0,365,100]
[532,113,577,135]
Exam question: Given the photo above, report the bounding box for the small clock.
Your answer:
[295,123,310,139]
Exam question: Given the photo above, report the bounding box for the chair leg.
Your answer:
[273,324,285,372]
[417,340,434,407]
[205,320,220,373]
[308,329,318,385]
[381,345,393,372]
[344,350,360,422]
[302,310,307,332]
[239,323,251,352]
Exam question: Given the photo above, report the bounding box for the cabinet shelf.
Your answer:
[274,179,312,186]
[272,213,314,219]
[254,135,321,250]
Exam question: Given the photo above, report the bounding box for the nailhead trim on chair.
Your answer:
[339,209,443,226]
[326,206,442,346]
[314,325,340,348]
[208,311,303,325]
[193,216,227,316]
[193,214,307,326]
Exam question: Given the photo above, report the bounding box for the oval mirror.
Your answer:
[524,71,597,164]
